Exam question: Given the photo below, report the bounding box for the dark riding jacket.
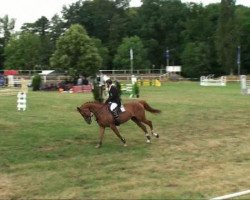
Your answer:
[105,85,121,107]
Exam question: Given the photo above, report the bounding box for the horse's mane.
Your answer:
[84,101,105,105]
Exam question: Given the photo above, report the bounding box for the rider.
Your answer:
[105,79,121,126]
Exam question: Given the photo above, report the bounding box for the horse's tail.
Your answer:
[138,100,161,114]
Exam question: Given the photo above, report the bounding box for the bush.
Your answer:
[92,82,104,102]
[32,75,42,91]
[115,81,122,97]
[132,82,140,98]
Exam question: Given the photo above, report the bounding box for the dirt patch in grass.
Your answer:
[37,146,57,152]
[0,174,23,199]
[0,120,20,134]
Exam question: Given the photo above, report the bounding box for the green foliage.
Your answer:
[113,36,150,69]
[115,81,122,97]
[132,82,140,98]
[0,15,15,44]
[62,0,129,57]
[21,16,50,36]
[20,16,54,69]
[49,14,65,44]
[235,6,250,74]
[4,32,41,69]
[181,42,211,77]
[50,24,102,77]
[138,0,187,67]
[31,74,42,91]
[181,3,221,76]
[92,82,104,102]
[0,14,15,70]
[66,68,78,83]
[216,0,238,74]
[1,0,250,77]
[92,38,110,70]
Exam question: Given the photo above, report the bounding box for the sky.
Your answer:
[0,0,249,31]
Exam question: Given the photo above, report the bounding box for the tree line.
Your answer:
[0,0,249,78]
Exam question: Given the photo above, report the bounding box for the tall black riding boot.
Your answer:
[112,108,120,126]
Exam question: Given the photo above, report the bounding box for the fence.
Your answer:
[99,69,166,75]
[99,69,166,82]
[17,92,27,111]
[240,75,250,94]
[200,75,226,86]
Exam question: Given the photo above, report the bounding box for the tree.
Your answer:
[204,3,222,74]
[1,0,250,77]
[216,0,238,74]
[92,38,110,70]
[181,42,211,77]
[62,0,117,44]
[62,0,131,69]
[138,0,187,67]
[21,16,54,69]
[0,15,15,43]
[181,3,222,75]
[113,36,150,69]
[235,6,250,74]
[21,16,50,36]
[4,32,41,69]
[49,14,65,46]
[50,24,102,77]
[0,15,15,70]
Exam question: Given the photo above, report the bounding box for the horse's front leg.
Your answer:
[96,126,105,148]
[110,124,127,147]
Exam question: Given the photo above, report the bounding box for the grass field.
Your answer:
[0,82,250,199]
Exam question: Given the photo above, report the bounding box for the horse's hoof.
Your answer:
[123,143,127,147]
[95,144,101,148]
[146,139,151,143]
[152,132,159,138]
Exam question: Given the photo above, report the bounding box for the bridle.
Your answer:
[90,104,108,121]
[78,103,108,124]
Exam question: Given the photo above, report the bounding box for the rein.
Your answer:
[89,103,107,121]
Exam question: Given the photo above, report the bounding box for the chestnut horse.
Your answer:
[77,100,161,148]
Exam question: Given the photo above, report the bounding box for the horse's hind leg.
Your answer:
[110,124,127,147]
[142,118,159,138]
[131,117,151,143]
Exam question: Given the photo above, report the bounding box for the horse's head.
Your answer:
[77,106,92,124]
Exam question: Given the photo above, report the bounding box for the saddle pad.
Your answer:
[120,105,125,112]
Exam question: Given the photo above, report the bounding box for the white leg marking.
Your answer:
[152,130,159,137]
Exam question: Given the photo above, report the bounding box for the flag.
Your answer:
[237,46,241,65]
[165,50,170,59]
[130,48,133,60]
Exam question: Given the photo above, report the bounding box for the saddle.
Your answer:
[108,105,125,126]
[107,105,125,114]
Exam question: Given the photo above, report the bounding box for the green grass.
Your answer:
[0,82,250,199]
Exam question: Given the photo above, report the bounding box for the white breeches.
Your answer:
[110,103,118,111]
